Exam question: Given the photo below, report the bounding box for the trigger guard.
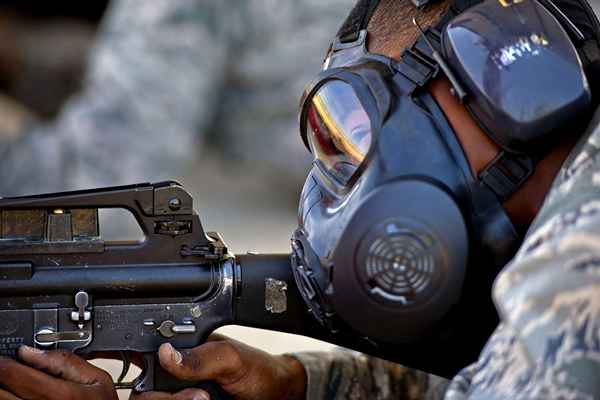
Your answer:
[116,351,131,385]
[132,353,155,392]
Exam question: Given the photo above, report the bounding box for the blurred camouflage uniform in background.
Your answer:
[291,108,600,399]
[0,0,353,197]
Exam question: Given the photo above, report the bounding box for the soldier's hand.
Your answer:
[0,346,118,400]
[131,334,307,400]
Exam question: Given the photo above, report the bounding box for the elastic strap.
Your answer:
[478,152,536,202]
[393,28,441,93]
[337,0,382,43]
[336,0,482,45]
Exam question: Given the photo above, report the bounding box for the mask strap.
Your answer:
[337,0,382,44]
[391,0,481,93]
[478,153,536,202]
[413,12,467,101]
[335,0,477,48]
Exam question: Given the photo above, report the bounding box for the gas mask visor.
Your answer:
[299,62,392,190]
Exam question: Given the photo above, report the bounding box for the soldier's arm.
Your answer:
[0,0,232,196]
[292,351,449,400]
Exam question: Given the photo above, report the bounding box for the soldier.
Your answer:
[0,0,353,197]
[2,0,600,400]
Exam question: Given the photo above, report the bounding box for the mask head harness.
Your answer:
[292,0,600,376]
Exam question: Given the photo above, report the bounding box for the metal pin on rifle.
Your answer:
[412,14,467,102]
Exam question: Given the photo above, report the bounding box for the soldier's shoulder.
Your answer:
[474,107,600,400]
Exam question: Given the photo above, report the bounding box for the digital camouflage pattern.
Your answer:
[293,108,600,399]
[0,0,353,196]
[293,351,450,399]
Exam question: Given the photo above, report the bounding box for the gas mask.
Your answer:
[290,0,600,375]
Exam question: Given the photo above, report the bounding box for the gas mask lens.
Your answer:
[305,80,372,185]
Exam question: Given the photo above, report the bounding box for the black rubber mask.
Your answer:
[291,0,597,376]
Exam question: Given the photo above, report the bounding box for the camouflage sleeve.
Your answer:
[291,350,449,400]
[0,0,231,196]
[446,107,600,400]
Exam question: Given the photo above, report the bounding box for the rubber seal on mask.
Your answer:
[442,0,591,154]
[331,179,468,342]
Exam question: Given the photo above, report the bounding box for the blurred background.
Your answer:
[2,0,600,397]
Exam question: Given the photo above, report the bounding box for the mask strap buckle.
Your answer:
[413,16,468,101]
[478,152,535,202]
[331,29,368,51]
[394,32,440,94]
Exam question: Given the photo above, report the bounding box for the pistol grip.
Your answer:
[134,353,232,399]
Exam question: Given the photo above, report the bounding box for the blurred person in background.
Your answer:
[0,2,103,141]
[0,0,353,200]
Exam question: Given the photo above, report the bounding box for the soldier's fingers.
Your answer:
[0,388,22,400]
[129,391,173,400]
[158,342,243,385]
[205,333,229,342]
[0,357,76,400]
[130,388,210,400]
[173,388,210,400]
[18,346,112,385]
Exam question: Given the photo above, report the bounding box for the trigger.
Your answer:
[117,351,131,385]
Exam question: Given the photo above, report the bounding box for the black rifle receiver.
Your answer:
[0,182,323,397]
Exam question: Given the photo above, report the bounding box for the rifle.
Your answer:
[0,181,324,398]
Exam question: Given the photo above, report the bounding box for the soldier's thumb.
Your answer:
[158,342,242,384]
[130,388,210,400]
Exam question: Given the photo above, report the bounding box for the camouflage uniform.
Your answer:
[293,108,600,399]
[0,0,353,196]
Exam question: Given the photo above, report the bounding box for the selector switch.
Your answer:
[157,320,197,338]
[70,291,91,328]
